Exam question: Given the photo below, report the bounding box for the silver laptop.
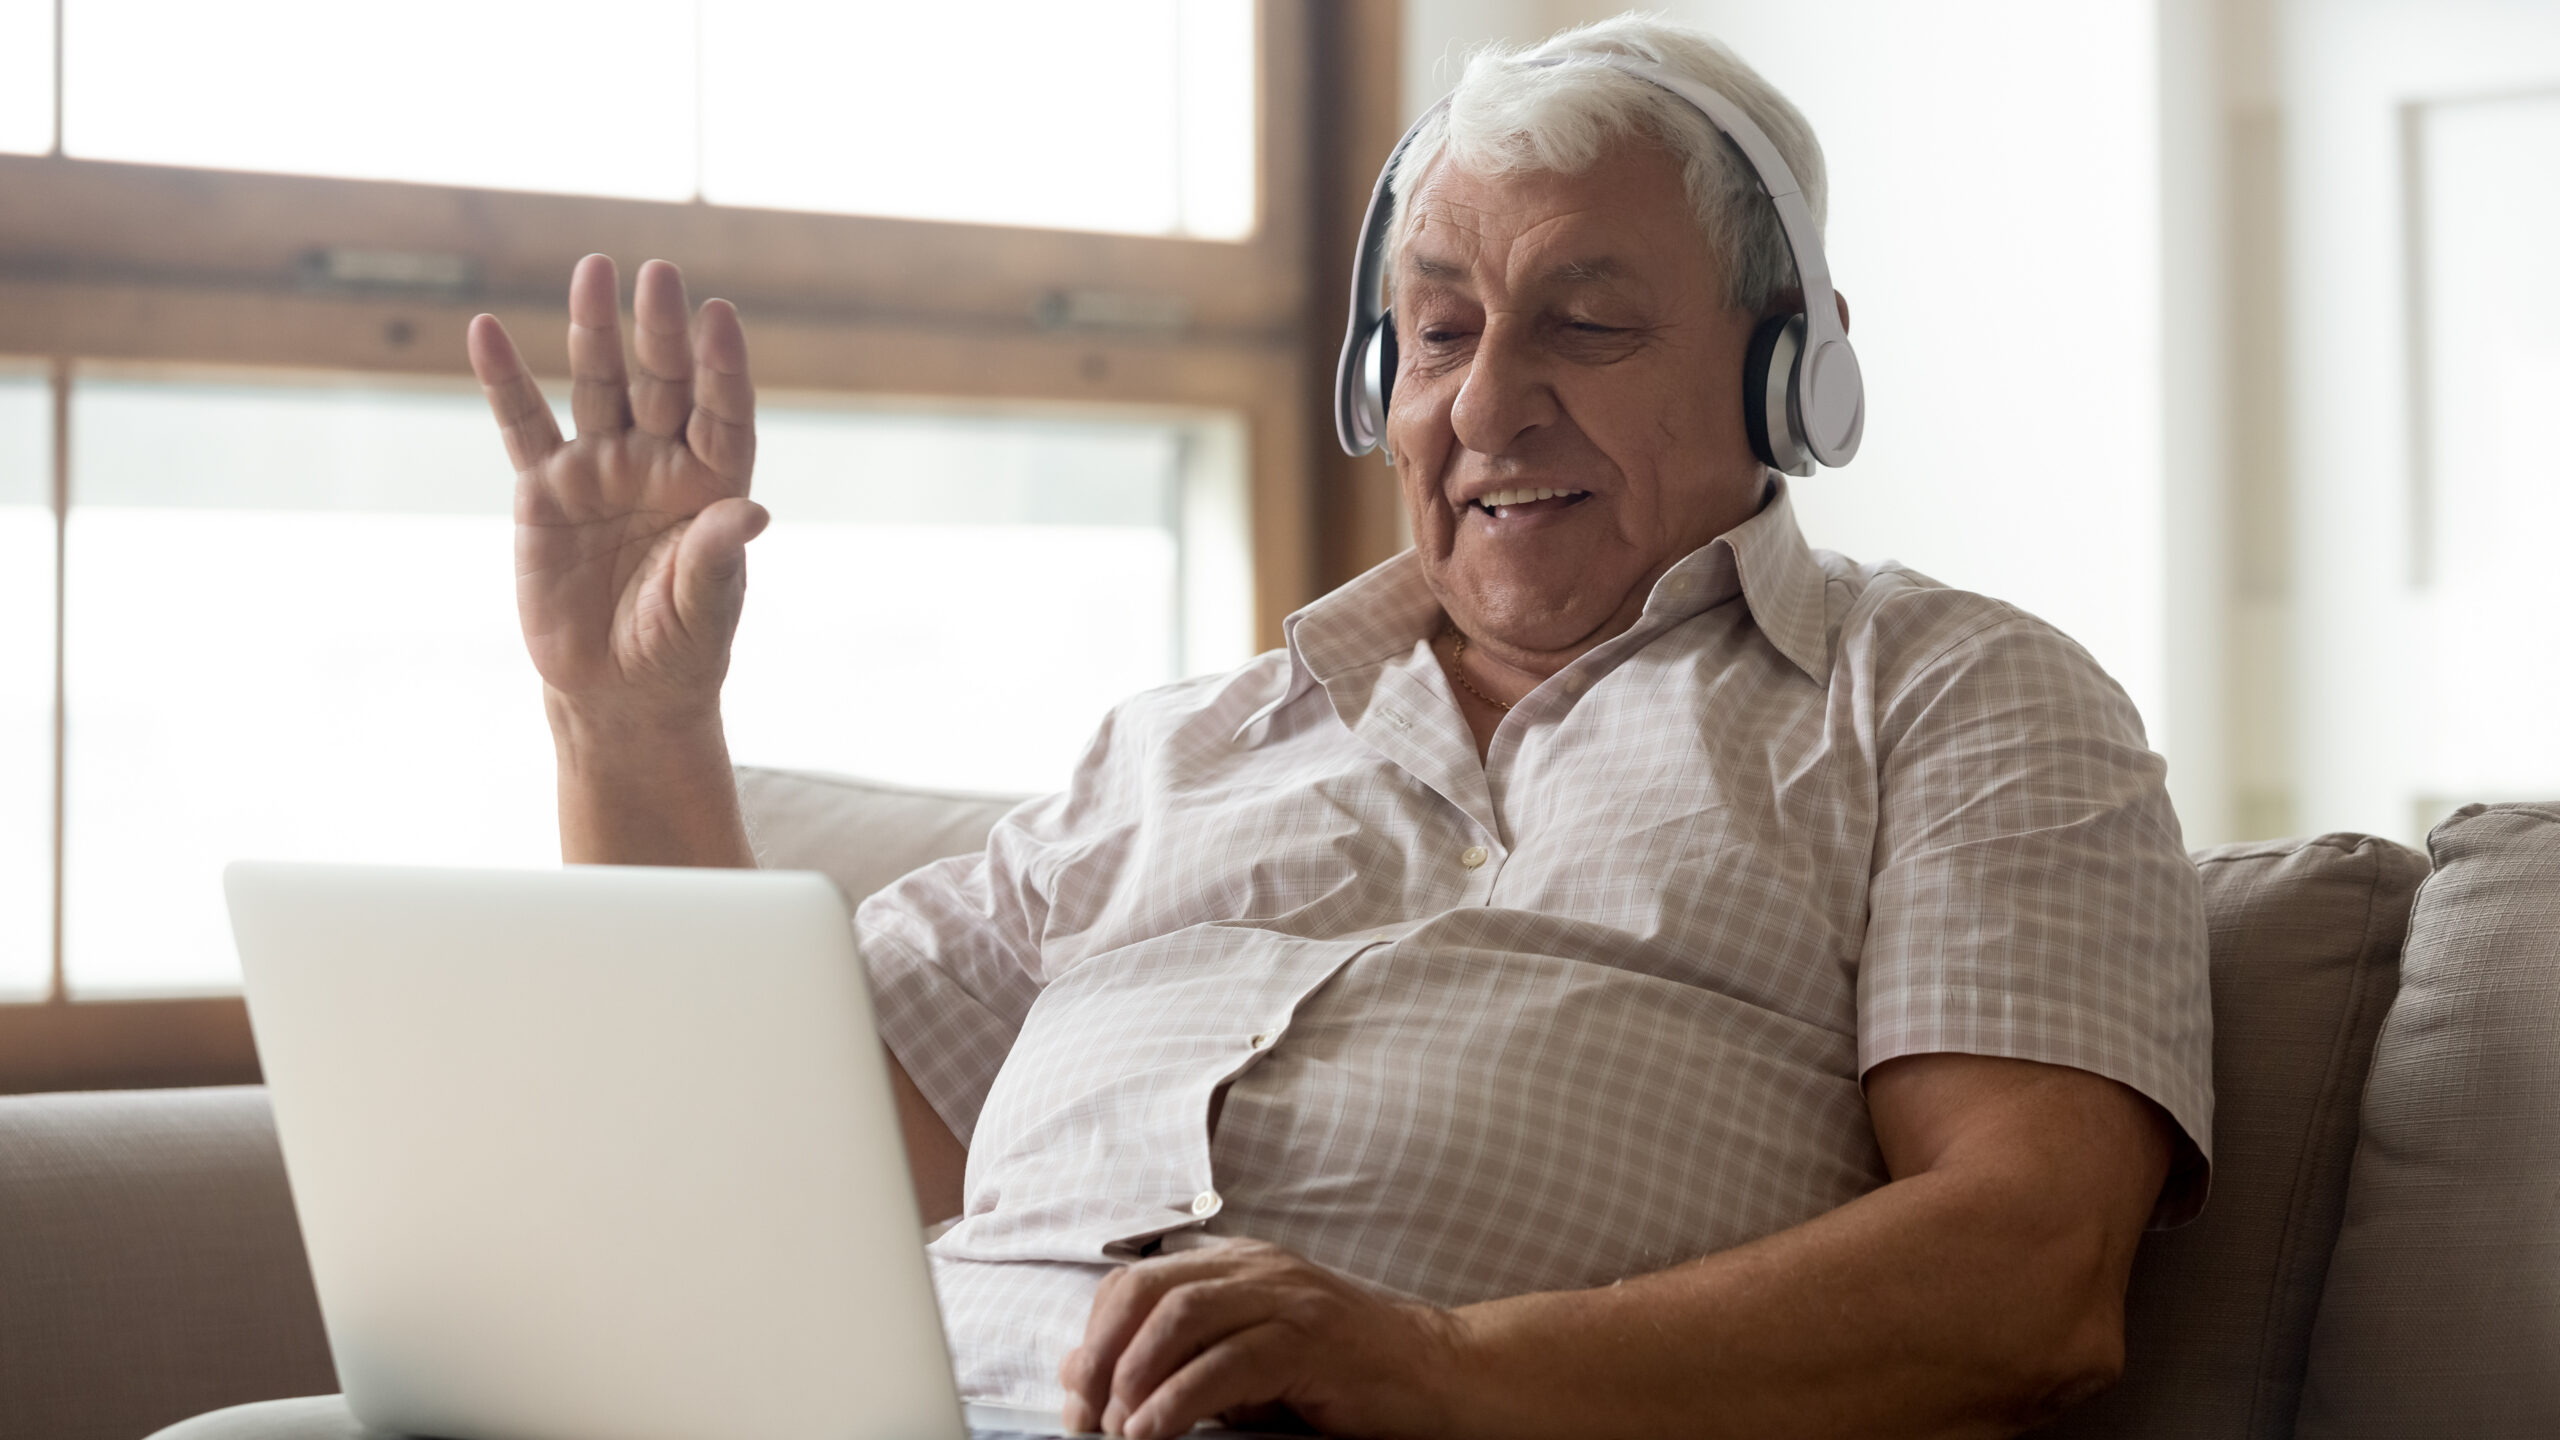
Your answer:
[227,861,1137,1440]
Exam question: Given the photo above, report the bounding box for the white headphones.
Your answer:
[1332,55,1865,477]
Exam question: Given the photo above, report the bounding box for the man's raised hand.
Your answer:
[468,255,766,731]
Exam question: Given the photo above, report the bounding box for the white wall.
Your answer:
[2279,0,2560,843]
[1402,2,2231,841]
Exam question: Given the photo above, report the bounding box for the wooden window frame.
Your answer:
[0,0,1406,1093]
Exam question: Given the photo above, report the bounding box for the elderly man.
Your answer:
[467,16,2208,1440]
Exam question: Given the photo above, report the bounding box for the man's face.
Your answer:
[1386,139,1769,665]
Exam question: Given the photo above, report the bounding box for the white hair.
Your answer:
[1389,13,1827,315]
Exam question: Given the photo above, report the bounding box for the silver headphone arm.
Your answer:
[1581,60,1842,347]
[1585,57,1862,466]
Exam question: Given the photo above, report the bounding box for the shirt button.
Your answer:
[1460,845,1489,870]
[1191,1190,1221,1217]
[1249,1032,1273,1049]
[1561,673,1584,694]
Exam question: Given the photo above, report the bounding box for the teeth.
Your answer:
[1476,487,1586,510]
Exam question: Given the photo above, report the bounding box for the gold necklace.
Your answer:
[1440,627,1515,711]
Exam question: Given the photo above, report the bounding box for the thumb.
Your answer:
[672,497,771,641]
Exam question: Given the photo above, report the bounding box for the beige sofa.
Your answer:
[3,771,2553,1440]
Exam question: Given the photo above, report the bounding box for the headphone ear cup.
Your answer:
[1743,313,1816,476]
[1363,309,1399,452]
[1741,314,1791,471]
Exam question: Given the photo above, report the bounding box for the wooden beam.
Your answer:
[0,996,261,1095]
[0,164,1299,347]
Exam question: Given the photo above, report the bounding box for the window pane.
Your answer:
[57,0,1257,237]
[726,399,1252,795]
[701,0,1256,237]
[0,0,51,155]
[0,366,52,998]
[62,372,1252,992]
[61,0,695,199]
[63,373,558,995]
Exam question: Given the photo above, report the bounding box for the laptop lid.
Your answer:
[227,861,968,1440]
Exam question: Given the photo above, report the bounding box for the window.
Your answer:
[0,0,48,156]
[51,369,1249,993]
[702,1,1257,237]
[726,397,1253,792]
[60,0,1255,237]
[0,0,1401,1087]
[0,367,49,998]
[59,371,553,994]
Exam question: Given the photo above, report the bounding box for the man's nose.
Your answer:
[1448,319,1560,456]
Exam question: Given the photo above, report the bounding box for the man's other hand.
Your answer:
[468,255,765,731]
[1059,1239,1462,1440]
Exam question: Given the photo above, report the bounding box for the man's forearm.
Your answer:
[546,690,756,868]
[1434,1162,2133,1440]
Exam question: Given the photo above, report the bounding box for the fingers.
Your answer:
[467,313,564,473]
[1063,1247,1282,1434]
[567,253,633,439]
[687,297,756,487]
[670,496,770,647]
[629,259,695,439]
[1061,1268,1137,1430]
[1102,1278,1274,1435]
[1121,1326,1297,1440]
[1063,1253,1222,1425]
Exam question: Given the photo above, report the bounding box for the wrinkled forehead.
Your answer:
[1389,146,1714,297]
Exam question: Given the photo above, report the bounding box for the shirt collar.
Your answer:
[1237,473,1831,741]
[1637,474,1832,682]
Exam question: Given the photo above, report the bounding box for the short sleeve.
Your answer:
[1856,610,2215,1226]
[856,711,1140,1145]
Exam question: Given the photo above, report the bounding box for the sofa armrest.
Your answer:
[0,1085,335,1440]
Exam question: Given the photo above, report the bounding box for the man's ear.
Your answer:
[1834,290,1851,334]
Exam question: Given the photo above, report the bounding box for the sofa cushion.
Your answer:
[0,1086,338,1440]
[2297,803,2560,1436]
[2038,832,2426,1440]
[735,765,1026,909]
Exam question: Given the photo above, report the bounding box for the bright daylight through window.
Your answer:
[59,0,1256,237]
[0,0,49,156]
[0,370,49,998]
[7,0,1273,1007]
[53,373,1249,995]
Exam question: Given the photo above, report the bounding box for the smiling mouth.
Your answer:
[1469,487,1592,519]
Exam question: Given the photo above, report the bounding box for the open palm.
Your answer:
[468,255,766,721]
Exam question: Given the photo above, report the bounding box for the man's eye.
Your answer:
[1418,328,1468,345]
[1565,320,1622,334]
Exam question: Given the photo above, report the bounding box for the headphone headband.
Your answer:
[1332,54,1864,473]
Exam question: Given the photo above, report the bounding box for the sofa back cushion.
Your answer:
[736,765,1025,907]
[2297,803,2560,1437]
[2038,833,2427,1440]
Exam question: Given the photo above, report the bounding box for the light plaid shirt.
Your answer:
[859,477,2213,1409]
